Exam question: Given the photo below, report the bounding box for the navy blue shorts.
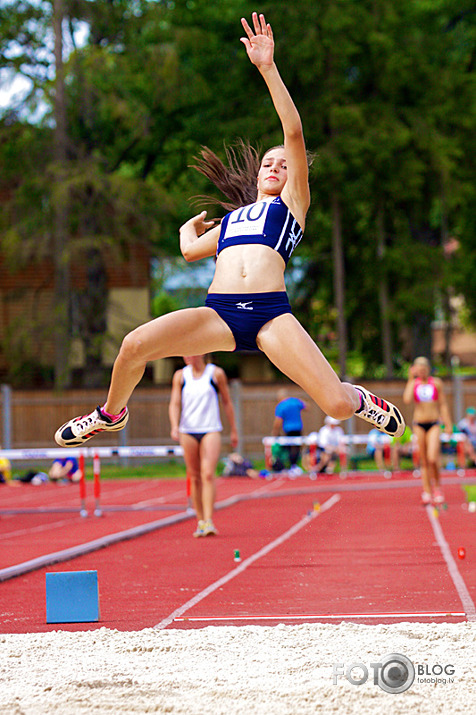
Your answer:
[205,292,292,352]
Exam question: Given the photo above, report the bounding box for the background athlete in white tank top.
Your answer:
[178,363,222,436]
[169,355,238,537]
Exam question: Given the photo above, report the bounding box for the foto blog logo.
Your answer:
[332,653,415,694]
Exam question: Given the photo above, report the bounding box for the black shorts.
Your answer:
[205,292,292,352]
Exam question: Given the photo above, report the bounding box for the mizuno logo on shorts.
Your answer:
[236,302,253,310]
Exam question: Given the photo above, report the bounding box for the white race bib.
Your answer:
[222,201,270,239]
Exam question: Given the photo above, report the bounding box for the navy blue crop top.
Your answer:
[216,197,303,265]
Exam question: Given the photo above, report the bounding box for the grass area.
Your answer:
[18,457,475,491]
[463,485,476,503]
[83,460,187,480]
[345,457,415,472]
[81,458,267,480]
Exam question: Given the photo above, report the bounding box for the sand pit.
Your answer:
[1,621,475,713]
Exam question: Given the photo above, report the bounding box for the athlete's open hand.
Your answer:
[240,12,274,69]
[180,211,216,238]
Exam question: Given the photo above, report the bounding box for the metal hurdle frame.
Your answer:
[262,432,468,477]
[0,445,184,516]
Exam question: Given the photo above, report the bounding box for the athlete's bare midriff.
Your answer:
[413,401,440,424]
[208,244,287,293]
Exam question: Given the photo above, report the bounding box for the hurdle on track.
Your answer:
[1,445,184,517]
[262,432,468,476]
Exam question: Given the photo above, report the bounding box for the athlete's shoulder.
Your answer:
[171,368,185,391]
[212,365,227,383]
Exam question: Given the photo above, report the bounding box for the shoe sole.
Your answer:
[55,411,129,447]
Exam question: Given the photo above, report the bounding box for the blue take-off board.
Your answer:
[46,570,100,623]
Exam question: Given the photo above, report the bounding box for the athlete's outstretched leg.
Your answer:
[257,314,405,438]
[55,307,235,447]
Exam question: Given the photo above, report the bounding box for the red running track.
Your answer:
[0,472,475,633]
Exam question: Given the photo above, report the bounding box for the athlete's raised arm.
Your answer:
[240,13,310,217]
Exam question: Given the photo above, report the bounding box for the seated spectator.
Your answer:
[391,425,413,470]
[301,432,321,473]
[0,456,12,484]
[366,428,389,470]
[457,407,476,467]
[49,457,81,483]
[17,470,49,485]
[222,453,259,478]
[314,417,345,474]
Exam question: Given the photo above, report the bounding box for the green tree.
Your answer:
[0,0,474,385]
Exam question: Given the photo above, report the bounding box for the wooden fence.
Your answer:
[1,377,475,459]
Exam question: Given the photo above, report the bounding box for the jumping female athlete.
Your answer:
[169,355,238,537]
[403,357,452,504]
[55,12,404,450]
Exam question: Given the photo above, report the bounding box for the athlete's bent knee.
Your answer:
[327,394,355,421]
[118,329,149,365]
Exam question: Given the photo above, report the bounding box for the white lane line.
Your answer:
[0,510,194,582]
[153,494,341,630]
[426,505,476,621]
[127,488,188,508]
[249,477,286,494]
[174,611,466,623]
[0,518,77,541]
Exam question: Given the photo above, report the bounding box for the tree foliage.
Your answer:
[0,0,474,384]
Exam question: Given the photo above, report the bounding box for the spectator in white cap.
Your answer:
[314,416,345,474]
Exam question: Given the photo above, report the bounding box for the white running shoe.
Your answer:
[354,386,405,438]
[421,491,432,506]
[55,406,129,447]
[202,520,218,536]
[193,520,207,538]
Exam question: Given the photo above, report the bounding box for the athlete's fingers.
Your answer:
[240,37,251,52]
[252,11,261,35]
[240,17,253,39]
[259,13,268,34]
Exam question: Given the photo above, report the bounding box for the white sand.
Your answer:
[1,622,475,714]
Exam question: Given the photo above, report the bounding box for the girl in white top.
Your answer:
[178,362,223,436]
[169,355,238,537]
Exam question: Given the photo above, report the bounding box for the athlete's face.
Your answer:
[257,148,287,195]
[183,355,205,368]
[413,361,430,379]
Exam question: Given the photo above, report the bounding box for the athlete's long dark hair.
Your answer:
[190,139,262,212]
[191,139,314,212]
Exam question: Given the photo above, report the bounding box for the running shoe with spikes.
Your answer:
[354,385,405,438]
[433,487,445,505]
[55,406,129,447]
